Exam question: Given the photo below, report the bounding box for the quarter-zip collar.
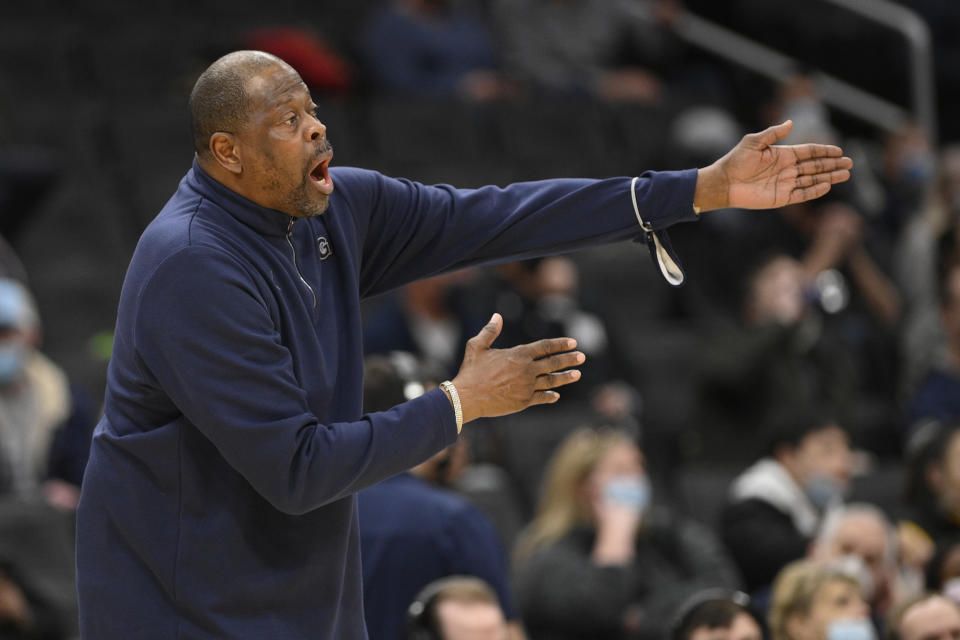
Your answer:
[188,157,295,238]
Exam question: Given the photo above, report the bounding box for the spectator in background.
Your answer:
[405,576,510,640]
[357,354,523,640]
[901,421,960,546]
[718,192,903,454]
[363,270,483,379]
[907,259,960,431]
[697,253,855,462]
[670,590,763,640]
[898,148,956,397]
[768,560,873,640]
[886,594,960,640]
[0,279,91,639]
[923,536,960,602]
[491,0,682,102]
[0,279,91,508]
[482,257,640,425]
[721,414,853,596]
[809,504,908,621]
[514,428,740,640]
[360,0,512,101]
[897,146,960,400]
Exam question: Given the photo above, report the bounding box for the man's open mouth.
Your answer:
[309,153,334,195]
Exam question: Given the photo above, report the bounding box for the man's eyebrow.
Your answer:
[270,88,312,113]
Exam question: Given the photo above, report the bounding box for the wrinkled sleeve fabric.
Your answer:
[134,247,458,515]
[350,168,698,297]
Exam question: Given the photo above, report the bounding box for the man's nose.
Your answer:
[307,117,326,142]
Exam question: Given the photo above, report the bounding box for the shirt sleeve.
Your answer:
[347,168,698,297]
[133,246,459,515]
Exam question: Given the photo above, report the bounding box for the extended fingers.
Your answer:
[524,337,578,359]
[535,369,582,391]
[788,181,833,205]
[794,168,852,188]
[796,155,853,176]
[533,350,585,374]
[785,143,845,161]
[528,390,561,406]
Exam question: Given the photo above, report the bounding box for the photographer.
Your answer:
[696,252,857,462]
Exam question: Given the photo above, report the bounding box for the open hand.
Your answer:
[694,120,853,211]
[451,313,585,424]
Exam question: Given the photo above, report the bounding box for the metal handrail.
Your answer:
[823,0,936,141]
[672,2,936,141]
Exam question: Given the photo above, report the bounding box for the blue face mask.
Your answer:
[0,342,27,385]
[804,474,843,510]
[827,619,875,640]
[603,475,651,515]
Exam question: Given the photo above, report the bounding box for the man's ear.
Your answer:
[210,132,242,175]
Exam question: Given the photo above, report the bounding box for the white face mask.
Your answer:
[830,555,875,602]
[943,578,960,606]
[603,475,651,515]
[826,619,876,640]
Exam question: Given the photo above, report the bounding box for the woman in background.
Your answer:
[513,428,740,640]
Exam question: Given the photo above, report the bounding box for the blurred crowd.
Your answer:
[2,0,960,638]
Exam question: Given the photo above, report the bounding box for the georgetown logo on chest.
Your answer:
[317,236,333,260]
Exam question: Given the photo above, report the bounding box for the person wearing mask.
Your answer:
[769,560,874,640]
[810,504,908,620]
[0,278,91,506]
[514,428,740,639]
[721,413,854,595]
[0,279,92,639]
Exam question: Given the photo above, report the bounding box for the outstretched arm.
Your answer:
[693,120,853,212]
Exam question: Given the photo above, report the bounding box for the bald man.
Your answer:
[75,50,852,638]
[889,594,960,640]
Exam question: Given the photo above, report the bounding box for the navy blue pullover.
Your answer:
[76,161,697,639]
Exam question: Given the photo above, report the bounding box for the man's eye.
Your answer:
[286,114,298,125]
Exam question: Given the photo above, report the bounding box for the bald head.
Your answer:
[895,595,960,640]
[189,50,291,158]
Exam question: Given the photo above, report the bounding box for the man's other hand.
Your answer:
[694,119,853,212]
[450,313,585,424]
